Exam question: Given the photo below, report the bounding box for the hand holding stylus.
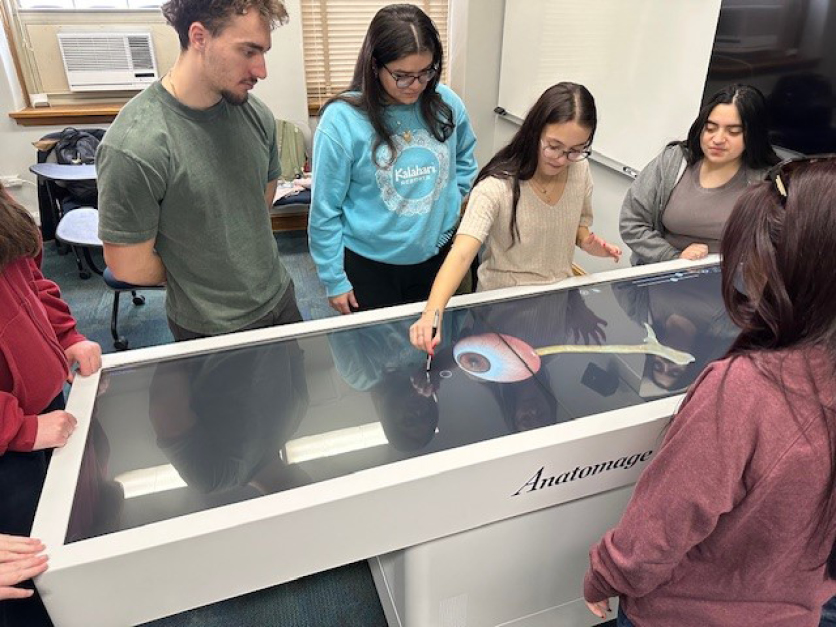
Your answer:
[425,310,440,370]
[409,308,441,355]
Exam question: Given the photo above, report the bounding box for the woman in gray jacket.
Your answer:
[620,84,780,265]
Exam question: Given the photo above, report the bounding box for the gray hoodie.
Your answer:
[619,144,768,265]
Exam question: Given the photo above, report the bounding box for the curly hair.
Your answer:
[161,0,289,49]
[0,182,40,270]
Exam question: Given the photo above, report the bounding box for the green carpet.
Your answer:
[42,232,335,353]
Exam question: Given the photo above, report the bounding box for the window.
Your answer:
[3,0,174,117]
[17,0,162,9]
[301,0,448,111]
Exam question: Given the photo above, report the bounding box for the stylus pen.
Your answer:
[425,309,440,373]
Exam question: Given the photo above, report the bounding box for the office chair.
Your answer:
[29,163,100,279]
[102,268,163,351]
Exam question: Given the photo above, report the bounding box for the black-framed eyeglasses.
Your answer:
[382,65,437,89]
[765,153,836,201]
[539,140,591,162]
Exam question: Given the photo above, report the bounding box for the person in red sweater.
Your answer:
[0,182,101,623]
[584,157,836,627]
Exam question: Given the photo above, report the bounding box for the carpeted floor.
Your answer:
[41,233,386,627]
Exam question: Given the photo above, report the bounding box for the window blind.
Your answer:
[17,0,162,9]
[301,0,448,111]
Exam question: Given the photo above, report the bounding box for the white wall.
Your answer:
[0,0,308,219]
[0,24,48,216]
[447,0,504,170]
[252,0,308,127]
[448,0,642,274]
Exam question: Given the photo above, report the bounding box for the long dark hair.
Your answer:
[322,4,453,165]
[720,160,836,576]
[0,182,41,270]
[679,84,780,169]
[474,82,597,244]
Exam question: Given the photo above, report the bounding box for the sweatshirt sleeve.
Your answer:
[31,255,86,350]
[584,361,755,603]
[453,104,478,201]
[0,392,38,454]
[327,332,381,392]
[309,120,354,298]
[619,149,681,264]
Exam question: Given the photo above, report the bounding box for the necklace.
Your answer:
[530,173,560,199]
[391,105,419,143]
[166,70,179,101]
[394,118,412,143]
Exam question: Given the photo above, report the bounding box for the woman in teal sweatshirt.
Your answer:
[309,4,477,314]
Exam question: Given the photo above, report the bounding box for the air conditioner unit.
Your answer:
[58,32,158,92]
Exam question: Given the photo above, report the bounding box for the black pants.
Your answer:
[0,394,64,627]
[344,244,451,312]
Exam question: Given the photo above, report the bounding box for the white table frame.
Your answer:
[32,257,719,626]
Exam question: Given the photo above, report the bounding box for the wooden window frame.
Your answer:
[2,1,165,126]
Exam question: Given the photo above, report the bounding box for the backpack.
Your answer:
[50,127,104,205]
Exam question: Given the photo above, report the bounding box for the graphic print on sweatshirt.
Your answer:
[375,129,450,216]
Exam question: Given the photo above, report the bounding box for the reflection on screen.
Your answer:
[65,265,737,543]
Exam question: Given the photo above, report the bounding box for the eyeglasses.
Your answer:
[382,65,437,89]
[539,140,591,162]
[765,153,836,200]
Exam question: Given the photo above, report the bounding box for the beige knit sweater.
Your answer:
[457,160,593,291]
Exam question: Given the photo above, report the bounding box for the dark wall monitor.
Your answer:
[703,0,836,155]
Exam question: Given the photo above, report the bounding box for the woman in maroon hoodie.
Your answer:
[0,182,100,622]
[584,157,836,627]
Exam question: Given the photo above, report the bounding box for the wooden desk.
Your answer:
[270,188,310,232]
[271,212,308,232]
[270,209,308,233]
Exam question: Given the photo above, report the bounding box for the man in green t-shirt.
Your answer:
[98,0,300,340]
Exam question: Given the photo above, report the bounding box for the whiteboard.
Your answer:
[497,0,722,173]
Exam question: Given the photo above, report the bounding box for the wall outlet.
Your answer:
[0,175,25,188]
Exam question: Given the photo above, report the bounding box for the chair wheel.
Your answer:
[132,295,146,306]
[114,339,129,351]
[79,270,91,280]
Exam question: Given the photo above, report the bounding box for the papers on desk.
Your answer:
[274,177,311,202]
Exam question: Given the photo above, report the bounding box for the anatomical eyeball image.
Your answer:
[453,333,541,382]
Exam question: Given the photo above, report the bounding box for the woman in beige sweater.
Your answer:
[410,82,620,354]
